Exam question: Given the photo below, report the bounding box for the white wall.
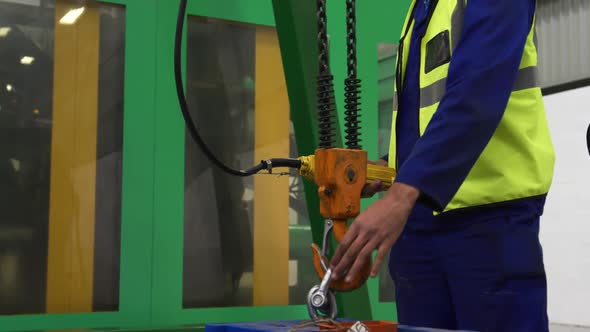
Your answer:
[541,85,590,327]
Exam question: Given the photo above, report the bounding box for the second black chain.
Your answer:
[344,0,362,150]
[317,0,336,149]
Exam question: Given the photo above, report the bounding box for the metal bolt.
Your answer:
[347,169,356,182]
[312,293,325,307]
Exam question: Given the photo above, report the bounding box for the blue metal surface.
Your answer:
[205,320,476,332]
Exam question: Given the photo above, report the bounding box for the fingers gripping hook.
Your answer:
[310,220,371,292]
[308,220,371,319]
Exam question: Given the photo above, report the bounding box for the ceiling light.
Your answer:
[0,27,11,37]
[6,84,13,92]
[20,56,34,65]
[59,7,85,25]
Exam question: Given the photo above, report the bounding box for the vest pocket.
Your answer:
[425,30,451,74]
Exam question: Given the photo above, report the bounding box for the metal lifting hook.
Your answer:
[306,218,369,320]
[307,268,338,319]
[307,221,338,319]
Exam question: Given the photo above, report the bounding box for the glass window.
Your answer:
[183,16,315,308]
[0,0,125,314]
[377,42,397,303]
[94,2,126,312]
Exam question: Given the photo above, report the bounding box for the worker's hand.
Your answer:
[329,182,419,282]
[361,159,388,198]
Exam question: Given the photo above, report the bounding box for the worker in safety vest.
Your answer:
[330,1,554,331]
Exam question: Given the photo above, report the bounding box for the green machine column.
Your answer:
[271,0,372,320]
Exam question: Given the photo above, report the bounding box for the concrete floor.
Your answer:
[551,324,590,332]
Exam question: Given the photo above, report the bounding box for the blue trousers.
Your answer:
[388,214,549,332]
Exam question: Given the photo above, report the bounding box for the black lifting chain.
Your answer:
[316,0,337,149]
[344,0,362,150]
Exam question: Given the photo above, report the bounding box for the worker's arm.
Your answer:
[331,0,536,281]
[394,0,536,211]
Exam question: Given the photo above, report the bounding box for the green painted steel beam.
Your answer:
[271,0,324,246]
[271,0,372,321]
[187,0,275,26]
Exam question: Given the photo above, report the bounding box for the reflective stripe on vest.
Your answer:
[393,66,540,111]
[420,65,540,108]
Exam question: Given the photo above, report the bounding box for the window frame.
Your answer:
[0,0,155,330]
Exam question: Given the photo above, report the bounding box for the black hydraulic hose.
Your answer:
[174,0,301,175]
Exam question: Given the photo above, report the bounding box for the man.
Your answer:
[329,0,555,331]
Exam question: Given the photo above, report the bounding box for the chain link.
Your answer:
[316,0,362,150]
[317,0,330,75]
[316,0,336,149]
[343,0,362,149]
[345,0,357,78]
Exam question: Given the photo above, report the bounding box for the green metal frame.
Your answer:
[0,0,410,331]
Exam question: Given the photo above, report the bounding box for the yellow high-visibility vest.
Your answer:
[388,0,555,213]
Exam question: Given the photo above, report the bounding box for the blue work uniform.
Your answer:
[382,0,549,331]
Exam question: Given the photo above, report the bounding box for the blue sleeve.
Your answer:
[394,0,536,211]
